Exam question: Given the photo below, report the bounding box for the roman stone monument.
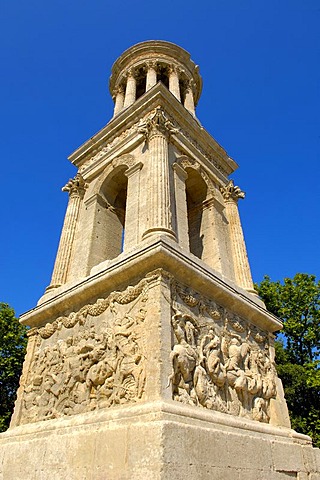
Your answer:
[1,41,319,479]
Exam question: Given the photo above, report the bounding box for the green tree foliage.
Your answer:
[257,274,320,446]
[0,303,27,431]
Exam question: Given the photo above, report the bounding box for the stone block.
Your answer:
[162,420,229,469]
[271,440,304,472]
[224,432,273,470]
[315,448,320,472]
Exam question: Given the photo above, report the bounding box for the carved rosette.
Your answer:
[168,281,277,424]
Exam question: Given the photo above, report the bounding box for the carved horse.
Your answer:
[167,341,197,394]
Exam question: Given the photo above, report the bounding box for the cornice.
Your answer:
[20,235,281,334]
[109,40,202,104]
[68,83,238,181]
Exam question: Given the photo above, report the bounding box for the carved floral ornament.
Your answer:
[112,59,191,93]
[175,156,216,196]
[220,180,245,203]
[31,272,159,340]
[137,107,179,140]
[62,173,87,199]
[78,124,138,173]
[19,272,162,425]
[78,108,228,176]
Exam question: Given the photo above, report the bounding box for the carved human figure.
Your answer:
[262,351,277,400]
[225,337,242,373]
[200,329,226,388]
[246,348,263,399]
[252,397,269,423]
[193,364,214,409]
[168,311,198,397]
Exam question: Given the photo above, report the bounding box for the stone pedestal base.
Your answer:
[1,401,319,480]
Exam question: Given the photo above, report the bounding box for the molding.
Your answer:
[21,236,282,334]
[68,84,237,181]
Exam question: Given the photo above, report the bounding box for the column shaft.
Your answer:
[48,175,85,288]
[146,64,157,91]
[113,87,125,116]
[184,82,195,115]
[225,199,255,292]
[123,72,136,108]
[143,130,175,239]
[169,68,181,101]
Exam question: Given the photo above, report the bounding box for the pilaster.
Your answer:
[123,162,143,251]
[200,197,224,274]
[172,162,189,249]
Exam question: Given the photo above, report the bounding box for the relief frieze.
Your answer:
[19,273,159,424]
[78,108,228,177]
[168,281,277,423]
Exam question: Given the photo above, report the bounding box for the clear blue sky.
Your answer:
[1,0,319,316]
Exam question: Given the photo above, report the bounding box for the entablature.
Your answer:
[69,83,238,184]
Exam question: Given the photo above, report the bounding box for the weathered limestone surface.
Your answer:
[1,40,319,479]
[1,402,320,480]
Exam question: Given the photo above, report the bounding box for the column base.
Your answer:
[142,228,177,241]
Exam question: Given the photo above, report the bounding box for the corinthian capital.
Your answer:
[62,173,86,199]
[145,60,158,70]
[112,84,124,98]
[220,180,245,203]
[125,67,137,79]
[137,107,179,140]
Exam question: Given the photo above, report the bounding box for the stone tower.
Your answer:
[1,41,319,479]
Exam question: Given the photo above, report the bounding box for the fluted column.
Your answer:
[113,85,125,117]
[184,80,195,116]
[146,61,157,91]
[123,69,136,108]
[139,108,177,240]
[169,66,181,101]
[221,180,255,293]
[48,173,86,289]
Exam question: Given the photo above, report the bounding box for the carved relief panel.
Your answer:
[14,270,279,427]
[168,280,278,423]
[17,274,160,425]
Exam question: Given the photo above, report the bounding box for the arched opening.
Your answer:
[136,66,147,100]
[157,65,169,89]
[179,79,188,105]
[185,168,207,259]
[99,166,128,260]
